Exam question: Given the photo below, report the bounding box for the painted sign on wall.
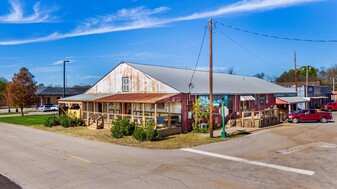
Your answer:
[198,95,228,107]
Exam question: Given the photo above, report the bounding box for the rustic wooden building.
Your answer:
[59,62,295,134]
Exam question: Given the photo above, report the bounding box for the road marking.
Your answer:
[66,154,91,163]
[276,142,337,155]
[181,148,315,176]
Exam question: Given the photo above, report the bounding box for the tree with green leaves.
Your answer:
[5,67,40,116]
[276,66,318,83]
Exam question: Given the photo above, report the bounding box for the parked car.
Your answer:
[37,105,51,112]
[285,109,332,124]
[50,105,58,111]
[321,102,337,111]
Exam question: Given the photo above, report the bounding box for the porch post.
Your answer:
[122,103,124,118]
[168,102,171,127]
[131,103,134,123]
[114,102,117,119]
[86,102,89,125]
[107,102,110,124]
[154,104,157,129]
[142,103,145,127]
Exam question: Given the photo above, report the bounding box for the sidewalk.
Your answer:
[0,108,55,118]
[200,122,292,137]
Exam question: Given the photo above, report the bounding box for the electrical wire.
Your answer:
[189,25,207,91]
[216,22,337,43]
[216,27,283,70]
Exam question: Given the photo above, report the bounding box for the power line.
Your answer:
[189,25,207,91]
[216,27,283,70]
[216,22,337,43]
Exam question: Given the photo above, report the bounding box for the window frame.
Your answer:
[122,77,130,92]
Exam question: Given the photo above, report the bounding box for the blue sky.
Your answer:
[0,0,336,86]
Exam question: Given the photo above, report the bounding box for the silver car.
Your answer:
[37,105,51,112]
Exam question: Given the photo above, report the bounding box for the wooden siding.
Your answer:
[86,63,179,94]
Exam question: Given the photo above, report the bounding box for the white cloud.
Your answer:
[53,59,74,65]
[80,75,101,80]
[0,0,57,23]
[0,0,320,45]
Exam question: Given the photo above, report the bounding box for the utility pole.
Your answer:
[209,18,213,138]
[294,51,297,93]
[333,77,335,91]
[306,66,309,109]
[63,60,70,98]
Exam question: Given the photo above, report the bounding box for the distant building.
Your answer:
[37,87,89,105]
[277,81,331,109]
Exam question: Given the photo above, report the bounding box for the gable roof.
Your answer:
[37,87,90,96]
[125,62,295,95]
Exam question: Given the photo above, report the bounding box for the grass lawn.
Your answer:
[0,112,20,116]
[33,125,226,149]
[0,115,47,126]
[0,115,241,149]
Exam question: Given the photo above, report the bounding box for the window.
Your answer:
[259,96,265,104]
[122,77,129,92]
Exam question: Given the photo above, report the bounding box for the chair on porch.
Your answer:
[157,117,166,128]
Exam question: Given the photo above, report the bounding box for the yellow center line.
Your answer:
[66,153,91,163]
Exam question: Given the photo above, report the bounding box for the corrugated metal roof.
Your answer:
[276,97,310,104]
[126,62,295,95]
[96,93,178,103]
[58,94,111,102]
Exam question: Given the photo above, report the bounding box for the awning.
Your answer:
[240,95,255,101]
[310,96,328,100]
[58,94,112,103]
[95,93,179,103]
[276,97,310,105]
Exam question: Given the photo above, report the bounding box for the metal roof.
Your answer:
[276,97,310,105]
[58,94,111,102]
[126,62,295,95]
[95,93,178,103]
[37,87,90,96]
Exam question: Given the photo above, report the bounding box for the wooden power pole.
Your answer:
[294,51,297,92]
[306,66,309,109]
[209,18,213,138]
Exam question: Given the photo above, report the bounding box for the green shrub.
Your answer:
[145,122,160,141]
[132,126,146,141]
[43,116,59,127]
[72,117,85,126]
[59,114,71,128]
[111,117,135,138]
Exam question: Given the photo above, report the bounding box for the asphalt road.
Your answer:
[0,116,337,189]
[0,173,21,189]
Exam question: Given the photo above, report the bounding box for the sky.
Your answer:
[0,0,336,86]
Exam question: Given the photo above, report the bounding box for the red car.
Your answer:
[286,109,333,124]
[321,102,337,111]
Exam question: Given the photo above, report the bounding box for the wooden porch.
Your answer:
[59,93,184,136]
[226,108,283,128]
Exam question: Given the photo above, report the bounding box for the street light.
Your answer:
[63,60,69,98]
